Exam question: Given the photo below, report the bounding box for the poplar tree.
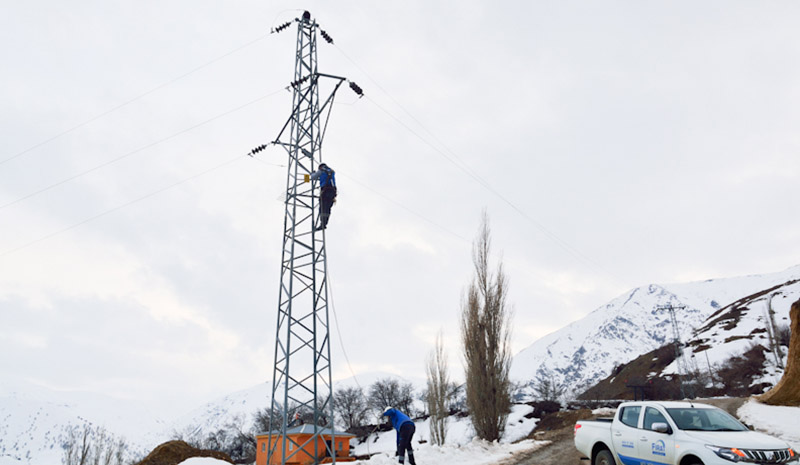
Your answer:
[460,212,512,441]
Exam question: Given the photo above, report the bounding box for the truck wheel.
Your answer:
[594,450,616,465]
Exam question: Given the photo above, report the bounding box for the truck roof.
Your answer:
[620,400,717,409]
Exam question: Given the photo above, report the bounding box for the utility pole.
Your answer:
[658,303,692,399]
[257,11,361,465]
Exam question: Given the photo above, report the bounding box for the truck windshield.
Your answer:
[666,408,748,431]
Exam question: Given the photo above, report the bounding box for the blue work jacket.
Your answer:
[382,408,413,432]
[310,166,336,188]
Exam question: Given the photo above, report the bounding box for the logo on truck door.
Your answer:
[622,441,635,449]
[651,440,666,456]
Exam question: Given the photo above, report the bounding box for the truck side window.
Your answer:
[644,407,668,430]
[619,406,641,428]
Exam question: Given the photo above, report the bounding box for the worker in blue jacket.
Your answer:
[382,407,416,465]
[308,163,337,231]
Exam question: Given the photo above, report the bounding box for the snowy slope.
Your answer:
[511,265,800,398]
[665,276,800,386]
[0,377,166,464]
[738,400,800,450]
[0,371,430,465]
[166,382,271,442]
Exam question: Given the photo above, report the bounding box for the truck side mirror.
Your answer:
[651,422,671,434]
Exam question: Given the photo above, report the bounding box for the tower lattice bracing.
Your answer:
[267,11,346,465]
[660,303,692,399]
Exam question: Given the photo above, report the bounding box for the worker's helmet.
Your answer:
[383,406,393,415]
[319,163,328,170]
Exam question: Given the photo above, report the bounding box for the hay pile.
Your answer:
[134,440,234,465]
[759,297,800,406]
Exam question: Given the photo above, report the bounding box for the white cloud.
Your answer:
[1,0,799,416]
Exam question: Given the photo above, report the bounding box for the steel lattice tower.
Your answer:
[659,303,692,399]
[266,11,348,465]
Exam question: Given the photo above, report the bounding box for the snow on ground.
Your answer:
[168,399,800,465]
[174,404,544,465]
[178,459,231,465]
[591,407,617,417]
[349,404,544,465]
[737,399,800,450]
[353,439,545,465]
[176,438,547,465]
[352,404,538,457]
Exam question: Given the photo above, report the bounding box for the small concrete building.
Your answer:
[255,425,356,465]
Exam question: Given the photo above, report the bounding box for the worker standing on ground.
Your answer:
[308,162,337,231]
[382,407,417,465]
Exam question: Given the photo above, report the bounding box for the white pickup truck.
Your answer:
[574,401,797,465]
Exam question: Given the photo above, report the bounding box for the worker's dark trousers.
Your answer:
[319,186,336,229]
[397,423,416,465]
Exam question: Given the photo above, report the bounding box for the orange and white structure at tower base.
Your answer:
[256,425,356,465]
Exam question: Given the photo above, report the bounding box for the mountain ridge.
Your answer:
[510,264,800,399]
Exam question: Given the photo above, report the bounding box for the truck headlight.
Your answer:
[705,445,747,462]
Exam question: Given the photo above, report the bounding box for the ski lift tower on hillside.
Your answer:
[256,10,362,465]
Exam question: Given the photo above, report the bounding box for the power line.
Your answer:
[362,95,614,274]
[326,260,381,457]
[249,150,467,244]
[339,173,470,243]
[327,264,362,392]
[334,42,627,285]
[335,45,487,182]
[0,89,285,213]
[0,155,246,259]
[353,84,623,286]
[1,32,273,166]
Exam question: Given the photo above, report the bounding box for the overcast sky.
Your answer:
[2,0,799,417]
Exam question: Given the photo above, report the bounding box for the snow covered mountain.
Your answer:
[670,274,799,385]
[510,264,800,399]
[0,377,166,465]
[0,372,424,465]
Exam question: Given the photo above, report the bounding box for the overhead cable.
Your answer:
[0,155,245,259]
[336,41,623,283]
[2,31,273,166]
[0,89,285,213]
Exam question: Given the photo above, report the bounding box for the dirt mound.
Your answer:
[759,297,800,406]
[134,440,234,465]
[530,409,593,436]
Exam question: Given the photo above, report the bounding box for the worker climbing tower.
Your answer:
[261,10,360,465]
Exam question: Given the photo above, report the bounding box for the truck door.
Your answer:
[636,406,675,465]
[612,405,642,463]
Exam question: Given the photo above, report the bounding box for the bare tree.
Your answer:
[460,212,513,441]
[367,378,415,416]
[426,331,450,446]
[765,294,785,368]
[333,386,369,431]
[532,368,565,402]
[251,401,304,434]
[62,424,126,465]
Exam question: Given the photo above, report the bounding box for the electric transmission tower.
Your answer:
[254,11,362,465]
[658,303,693,399]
